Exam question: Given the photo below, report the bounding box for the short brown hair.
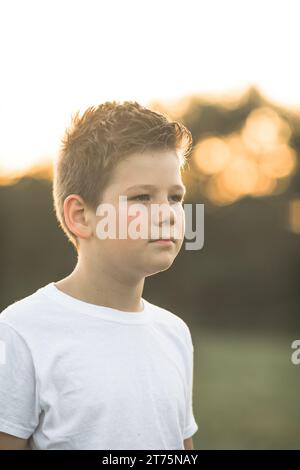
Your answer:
[52,100,193,250]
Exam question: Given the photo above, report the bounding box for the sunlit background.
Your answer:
[1,0,300,175]
[1,0,300,450]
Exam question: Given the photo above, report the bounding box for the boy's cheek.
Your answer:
[126,211,149,236]
[96,207,184,242]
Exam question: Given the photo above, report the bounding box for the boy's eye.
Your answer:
[130,194,150,201]
[130,194,184,203]
[171,194,184,203]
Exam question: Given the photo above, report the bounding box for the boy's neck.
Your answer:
[54,262,145,313]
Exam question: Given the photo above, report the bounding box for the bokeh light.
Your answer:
[192,107,297,205]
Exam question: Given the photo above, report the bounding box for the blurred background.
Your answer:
[0,0,299,449]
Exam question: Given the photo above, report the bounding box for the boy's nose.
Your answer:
[152,205,176,232]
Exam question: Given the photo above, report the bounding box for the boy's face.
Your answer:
[87,149,186,279]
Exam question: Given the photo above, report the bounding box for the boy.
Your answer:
[0,101,198,450]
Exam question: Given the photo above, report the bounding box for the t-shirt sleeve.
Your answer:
[0,321,40,439]
[183,325,198,440]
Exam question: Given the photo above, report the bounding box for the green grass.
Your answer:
[191,328,300,449]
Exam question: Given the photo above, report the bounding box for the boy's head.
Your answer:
[53,100,193,278]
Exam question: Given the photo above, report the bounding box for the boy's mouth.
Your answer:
[149,238,175,244]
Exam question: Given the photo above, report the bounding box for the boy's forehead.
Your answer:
[107,150,184,192]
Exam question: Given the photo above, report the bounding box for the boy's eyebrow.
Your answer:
[125,184,186,195]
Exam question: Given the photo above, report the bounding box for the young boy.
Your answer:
[0,101,198,450]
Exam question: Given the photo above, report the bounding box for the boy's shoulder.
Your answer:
[144,298,193,344]
[0,285,47,331]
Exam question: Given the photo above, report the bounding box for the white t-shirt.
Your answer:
[0,282,198,450]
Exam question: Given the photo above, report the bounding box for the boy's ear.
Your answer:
[63,194,93,241]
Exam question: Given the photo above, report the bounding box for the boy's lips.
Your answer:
[149,238,175,244]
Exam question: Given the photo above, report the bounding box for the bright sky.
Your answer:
[0,0,300,173]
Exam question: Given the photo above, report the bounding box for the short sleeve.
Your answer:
[183,326,198,440]
[0,321,40,439]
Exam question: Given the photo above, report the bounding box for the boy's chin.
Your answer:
[145,257,175,275]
